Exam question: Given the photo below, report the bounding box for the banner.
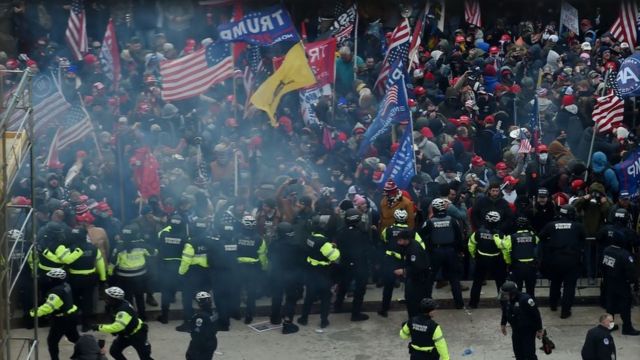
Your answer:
[434,0,446,32]
[614,147,640,196]
[273,37,336,88]
[380,125,416,190]
[359,60,410,155]
[218,5,299,46]
[560,1,579,34]
[616,53,640,97]
[299,85,331,124]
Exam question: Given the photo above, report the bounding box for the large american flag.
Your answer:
[408,1,429,71]
[593,69,625,133]
[5,75,71,135]
[464,0,482,27]
[65,0,88,61]
[610,0,638,47]
[160,41,234,101]
[374,19,410,93]
[57,104,94,150]
[99,19,120,90]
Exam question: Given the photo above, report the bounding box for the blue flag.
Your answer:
[359,60,410,155]
[379,125,416,190]
[616,53,640,98]
[529,96,539,146]
[218,6,299,46]
[614,147,640,196]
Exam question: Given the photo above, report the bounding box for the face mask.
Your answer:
[539,153,548,162]
[608,322,615,330]
[410,106,417,112]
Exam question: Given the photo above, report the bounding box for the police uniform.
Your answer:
[403,239,430,318]
[399,315,450,360]
[299,231,340,327]
[157,221,186,322]
[421,214,464,308]
[31,282,80,360]
[581,324,616,360]
[186,309,219,360]
[334,219,371,318]
[539,219,585,316]
[503,230,540,298]
[208,231,238,330]
[67,229,106,329]
[234,230,267,323]
[468,226,508,308]
[602,243,639,334]
[500,291,543,359]
[379,224,410,315]
[179,234,213,323]
[269,224,304,325]
[97,299,152,360]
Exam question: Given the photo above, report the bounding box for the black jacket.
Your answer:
[581,325,615,360]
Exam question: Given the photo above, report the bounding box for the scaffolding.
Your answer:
[0,68,39,360]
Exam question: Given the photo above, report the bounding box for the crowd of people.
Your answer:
[2,1,640,359]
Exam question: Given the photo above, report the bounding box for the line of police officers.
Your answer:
[26,188,640,360]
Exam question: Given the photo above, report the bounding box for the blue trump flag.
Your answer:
[358,60,410,156]
[614,147,640,196]
[379,124,416,190]
[218,5,299,46]
[617,53,640,98]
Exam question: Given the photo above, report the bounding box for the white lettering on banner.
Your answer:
[220,9,286,41]
[390,67,404,82]
[560,1,579,35]
[627,157,640,177]
[619,67,640,85]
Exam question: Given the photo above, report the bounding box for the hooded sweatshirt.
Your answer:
[590,151,619,195]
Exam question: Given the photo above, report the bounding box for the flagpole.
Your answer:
[402,72,417,173]
[586,69,610,177]
[352,2,359,83]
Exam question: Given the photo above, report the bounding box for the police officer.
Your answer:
[397,230,430,318]
[269,222,303,334]
[539,205,585,318]
[399,298,450,360]
[156,215,187,324]
[92,286,153,360]
[378,209,420,317]
[67,227,106,331]
[581,314,617,360]
[334,208,370,321]
[298,216,341,329]
[31,222,82,277]
[176,221,213,332]
[235,214,268,324]
[110,224,155,321]
[601,231,640,335]
[30,268,80,360]
[499,281,544,360]
[503,217,540,298]
[186,291,219,360]
[597,208,639,250]
[468,211,509,308]
[422,198,464,309]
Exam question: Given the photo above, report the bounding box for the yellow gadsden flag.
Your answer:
[250,43,316,126]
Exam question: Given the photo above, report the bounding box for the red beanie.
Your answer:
[561,94,575,107]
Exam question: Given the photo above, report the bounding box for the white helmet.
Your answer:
[431,198,448,212]
[7,229,23,241]
[241,215,256,228]
[393,209,408,223]
[195,291,212,301]
[46,268,67,280]
[105,286,125,300]
[485,211,501,223]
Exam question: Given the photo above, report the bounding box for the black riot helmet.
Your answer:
[613,208,630,225]
[344,208,362,226]
[277,222,295,239]
[558,205,576,220]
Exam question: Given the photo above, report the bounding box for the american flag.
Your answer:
[374,19,411,93]
[65,0,88,61]
[99,19,121,90]
[610,0,638,47]
[57,104,94,150]
[408,1,429,71]
[593,69,625,133]
[517,128,532,154]
[243,45,265,117]
[5,76,71,135]
[45,129,63,169]
[380,85,399,116]
[331,4,357,46]
[160,41,234,101]
[464,0,482,27]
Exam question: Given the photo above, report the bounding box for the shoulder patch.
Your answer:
[527,298,535,307]
[411,255,416,262]
[195,318,203,327]
[603,338,609,345]
[630,256,634,263]
[48,294,56,301]
[116,313,124,319]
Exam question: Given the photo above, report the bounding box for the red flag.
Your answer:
[301,20,308,42]
[129,147,160,199]
[99,19,121,91]
[65,0,88,61]
[464,0,482,27]
[272,38,337,88]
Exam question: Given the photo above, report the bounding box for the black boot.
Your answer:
[282,321,299,334]
[175,322,190,332]
[622,325,640,336]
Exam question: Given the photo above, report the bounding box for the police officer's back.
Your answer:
[157,215,187,324]
[503,217,539,297]
[399,298,450,360]
[187,292,219,360]
[499,281,543,360]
